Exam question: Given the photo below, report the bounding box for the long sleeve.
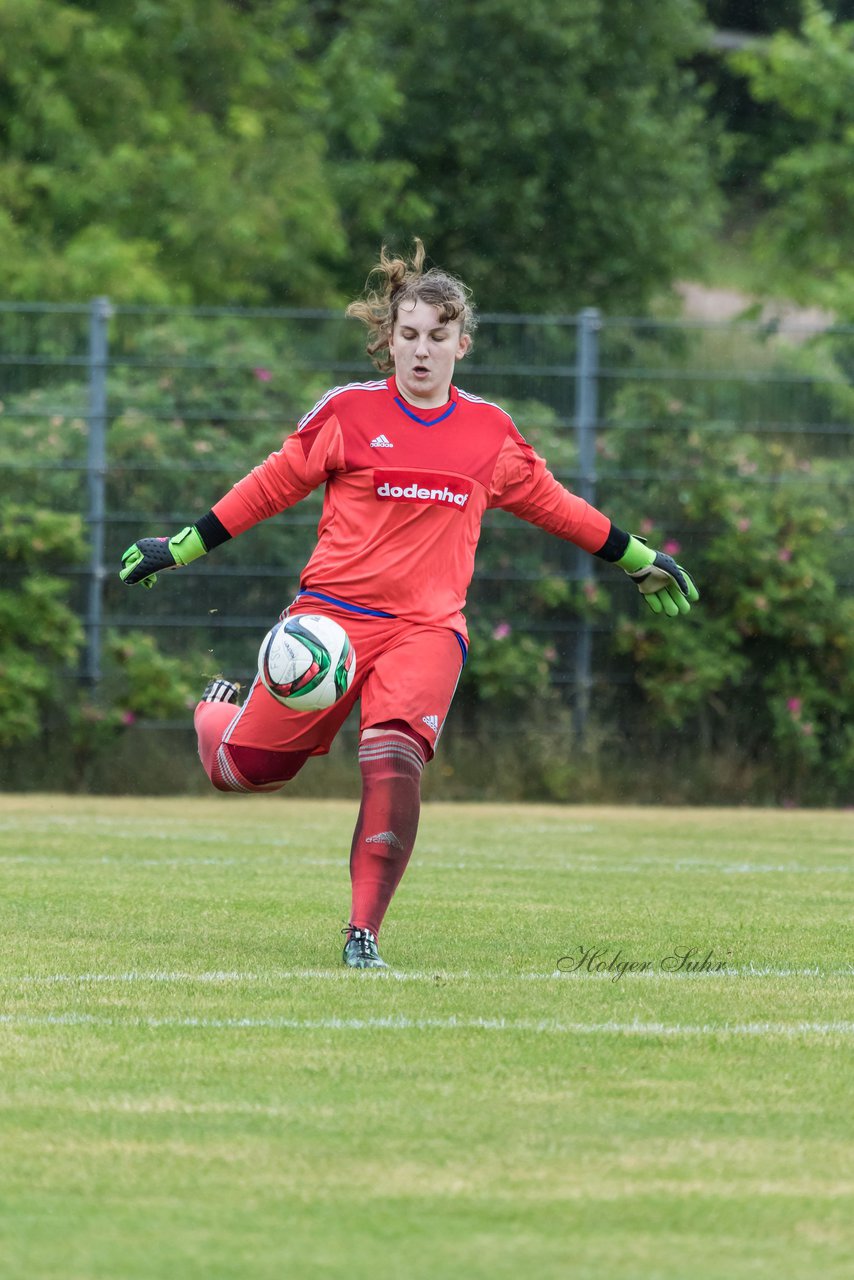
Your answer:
[487,431,611,553]
[211,413,346,536]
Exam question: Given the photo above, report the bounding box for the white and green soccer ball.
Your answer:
[258,614,356,712]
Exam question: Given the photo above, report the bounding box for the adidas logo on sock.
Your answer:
[422,714,439,733]
[365,831,404,849]
[370,434,394,448]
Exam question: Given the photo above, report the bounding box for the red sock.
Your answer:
[349,736,425,938]
[194,701,238,790]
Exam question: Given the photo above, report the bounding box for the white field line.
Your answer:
[2,965,852,986]
[0,1096,299,1119]
[1,1011,853,1038]
[1,853,853,874]
[1,823,592,840]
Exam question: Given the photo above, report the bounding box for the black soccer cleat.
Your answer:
[342,925,389,970]
[201,678,240,704]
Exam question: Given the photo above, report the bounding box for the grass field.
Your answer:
[1,794,852,1279]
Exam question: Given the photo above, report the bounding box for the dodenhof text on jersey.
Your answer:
[374,470,473,509]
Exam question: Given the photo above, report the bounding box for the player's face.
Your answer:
[389,299,471,408]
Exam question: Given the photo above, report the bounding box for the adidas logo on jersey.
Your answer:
[422,714,440,733]
[370,434,394,448]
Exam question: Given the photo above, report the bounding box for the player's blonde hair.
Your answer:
[346,239,477,372]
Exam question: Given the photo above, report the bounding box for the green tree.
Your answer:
[0,0,722,312]
[323,0,720,312]
[0,0,345,303]
[731,3,854,312]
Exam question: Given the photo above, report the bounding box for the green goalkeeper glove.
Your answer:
[617,535,699,617]
[119,526,207,589]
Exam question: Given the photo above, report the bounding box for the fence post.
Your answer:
[84,296,111,686]
[573,307,600,740]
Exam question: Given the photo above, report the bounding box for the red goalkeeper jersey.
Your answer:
[212,376,612,636]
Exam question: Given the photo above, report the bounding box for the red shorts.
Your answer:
[221,594,467,761]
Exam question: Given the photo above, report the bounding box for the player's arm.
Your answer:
[490,432,699,617]
[120,413,345,588]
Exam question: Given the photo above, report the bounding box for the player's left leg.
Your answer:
[343,625,466,968]
[343,723,428,968]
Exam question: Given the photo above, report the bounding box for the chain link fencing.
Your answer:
[2,300,852,796]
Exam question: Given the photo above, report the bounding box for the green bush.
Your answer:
[0,506,86,749]
[597,384,854,803]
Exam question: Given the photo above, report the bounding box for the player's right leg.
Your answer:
[193,678,312,793]
[194,680,295,792]
[194,663,359,794]
[194,679,242,789]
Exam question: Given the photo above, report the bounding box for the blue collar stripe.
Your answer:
[394,397,457,426]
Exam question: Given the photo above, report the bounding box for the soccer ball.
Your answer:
[258,614,356,711]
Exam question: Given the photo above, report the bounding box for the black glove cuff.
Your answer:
[593,524,631,563]
[195,511,232,551]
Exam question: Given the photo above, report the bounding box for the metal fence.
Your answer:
[3,299,853,735]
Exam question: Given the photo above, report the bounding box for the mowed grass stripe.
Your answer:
[4,964,854,983]
[3,1010,854,1038]
[3,851,852,873]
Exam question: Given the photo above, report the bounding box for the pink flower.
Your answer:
[492,622,511,640]
[639,518,654,534]
[662,540,681,556]
[737,518,751,532]
[778,547,792,562]
[787,698,802,716]
[121,710,137,726]
[253,367,272,382]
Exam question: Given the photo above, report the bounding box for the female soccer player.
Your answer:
[120,241,699,969]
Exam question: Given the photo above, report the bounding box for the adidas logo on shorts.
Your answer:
[422,714,439,733]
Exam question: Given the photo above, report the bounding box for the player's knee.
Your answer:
[208,770,287,795]
[361,721,430,761]
[358,727,426,784]
[210,773,237,794]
